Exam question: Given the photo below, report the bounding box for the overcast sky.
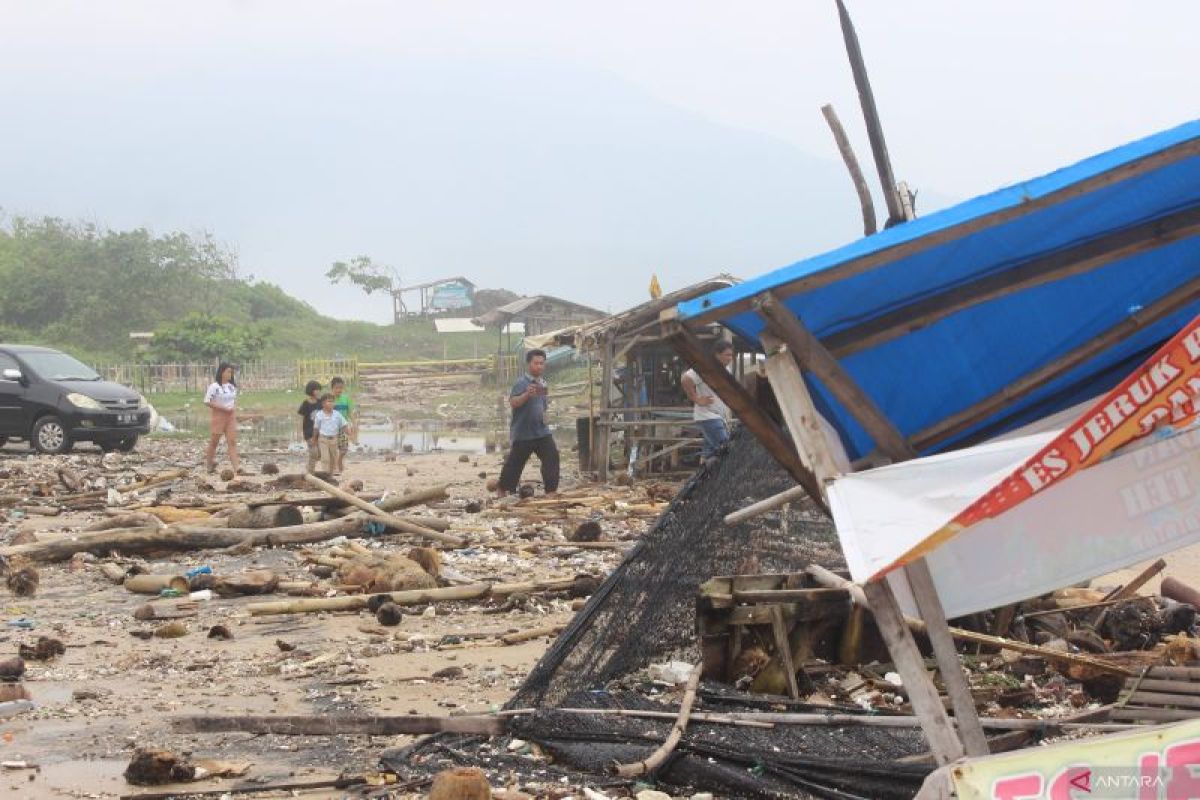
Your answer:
[1,1,1196,322]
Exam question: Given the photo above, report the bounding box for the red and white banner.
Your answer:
[881,314,1200,577]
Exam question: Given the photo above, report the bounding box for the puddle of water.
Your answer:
[26,682,73,705]
[169,411,493,454]
[359,428,487,453]
[167,410,578,457]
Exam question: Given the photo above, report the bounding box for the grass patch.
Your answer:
[149,389,301,416]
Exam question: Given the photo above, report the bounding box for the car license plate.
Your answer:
[118,413,137,424]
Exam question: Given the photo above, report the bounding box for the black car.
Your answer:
[0,345,151,453]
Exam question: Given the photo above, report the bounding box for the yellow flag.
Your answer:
[649,274,663,300]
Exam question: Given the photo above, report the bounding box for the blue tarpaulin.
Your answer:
[677,120,1200,460]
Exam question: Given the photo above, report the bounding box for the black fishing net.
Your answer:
[512,425,845,707]
[384,428,933,797]
[509,691,929,799]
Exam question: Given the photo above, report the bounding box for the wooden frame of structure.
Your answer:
[541,278,744,482]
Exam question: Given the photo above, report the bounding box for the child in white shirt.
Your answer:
[310,394,350,475]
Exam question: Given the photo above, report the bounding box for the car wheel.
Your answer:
[32,416,73,454]
[117,435,139,453]
[0,435,7,448]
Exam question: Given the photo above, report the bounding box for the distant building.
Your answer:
[472,295,606,339]
[393,277,477,320]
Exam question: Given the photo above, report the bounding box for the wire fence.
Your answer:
[93,351,571,394]
[92,358,359,395]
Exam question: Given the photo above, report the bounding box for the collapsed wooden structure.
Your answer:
[660,116,1200,772]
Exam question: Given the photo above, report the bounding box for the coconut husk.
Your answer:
[337,555,437,593]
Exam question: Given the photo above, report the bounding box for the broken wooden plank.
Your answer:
[758,292,914,461]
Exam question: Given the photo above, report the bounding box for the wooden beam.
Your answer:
[824,204,1200,359]
[757,292,915,461]
[682,139,1200,326]
[760,331,844,500]
[834,0,903,226]
[821,103,877,236]
[724,484,809,526]
[912,274,1200,450]
[903,558,989,757]
[662,315,826,509]
[861,577,965,765]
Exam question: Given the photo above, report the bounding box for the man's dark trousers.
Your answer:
[499,435,560,493]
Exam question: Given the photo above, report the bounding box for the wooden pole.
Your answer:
[612,662,703,777]
[760,331,843,502]
[303,473,464,547]
[662,313,826,510]
[903,558,989,756]
[861,578,965,765]
[757,292,914,461]
[834,0,903,226]
[821,103,877,236]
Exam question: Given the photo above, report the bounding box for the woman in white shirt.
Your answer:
[203,362,240,474]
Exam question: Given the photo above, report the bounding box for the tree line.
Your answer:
[0,215,318,361]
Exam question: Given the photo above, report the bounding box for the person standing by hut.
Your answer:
[204,362,241,474]
[682,340,734,462]
[497,349,560,497]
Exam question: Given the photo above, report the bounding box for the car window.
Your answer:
[0,354,19,378]
[19,352,100,381]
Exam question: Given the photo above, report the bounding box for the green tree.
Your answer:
[150,313,269,363]
[326,255,398,296]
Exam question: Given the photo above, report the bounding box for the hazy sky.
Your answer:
[1,1,1197,322]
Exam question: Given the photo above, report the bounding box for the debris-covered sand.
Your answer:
[0,434,668,799]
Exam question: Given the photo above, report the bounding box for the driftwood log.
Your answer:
[0,517,362,563]
[172,713,504,736]
[226,504,304,529]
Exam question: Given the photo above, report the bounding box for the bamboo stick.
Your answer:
[303,474,464,547]
[246,582,491,616]
[613,662,702,777]
[500,624,565,645]
[724,485,808,526]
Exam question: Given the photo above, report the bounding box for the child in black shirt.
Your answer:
[297,380,322,472]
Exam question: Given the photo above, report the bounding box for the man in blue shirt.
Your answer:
[497,349,560,497]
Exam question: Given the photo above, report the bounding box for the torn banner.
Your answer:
[829,315,1200,618]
